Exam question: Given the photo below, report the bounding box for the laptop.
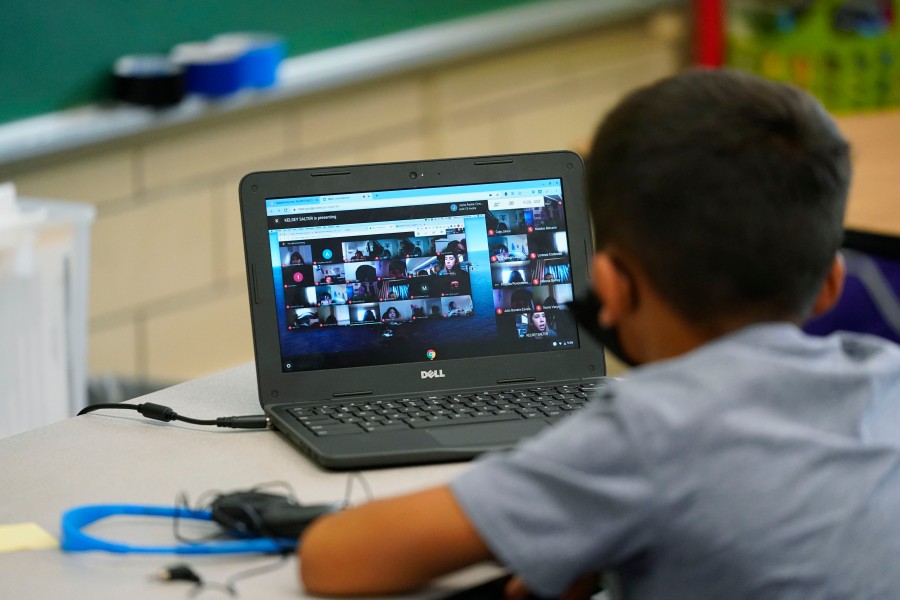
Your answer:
[239,151,607,469]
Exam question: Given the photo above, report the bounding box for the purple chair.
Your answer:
[804,229,900,344]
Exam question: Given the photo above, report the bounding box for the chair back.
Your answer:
[804,229,900,343]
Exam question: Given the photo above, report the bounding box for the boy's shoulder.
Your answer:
[619,322,900,396]
[604,324,900,451]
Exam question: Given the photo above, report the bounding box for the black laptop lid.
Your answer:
[240,151,605,406]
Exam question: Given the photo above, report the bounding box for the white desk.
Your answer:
[0,363,502,599]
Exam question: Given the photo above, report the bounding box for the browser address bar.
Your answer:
[284,194,471,214]
[280,193,544,215]
[277,218,466,242]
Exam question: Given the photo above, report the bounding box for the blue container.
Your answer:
[214,33,286,89]
[171,41,244,98]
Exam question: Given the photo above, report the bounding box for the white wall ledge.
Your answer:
[0,0,681,168]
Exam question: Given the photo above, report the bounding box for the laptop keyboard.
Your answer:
[287,381,602,437]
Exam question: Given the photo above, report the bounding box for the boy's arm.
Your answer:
[299,484,493,596]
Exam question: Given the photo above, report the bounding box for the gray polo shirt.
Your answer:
[451,323,900,599]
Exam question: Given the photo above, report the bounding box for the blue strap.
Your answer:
[60,504,297,554]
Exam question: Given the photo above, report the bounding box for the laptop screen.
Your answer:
[265,178,581,372]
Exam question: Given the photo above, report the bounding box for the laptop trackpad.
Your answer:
[428,420,547,448]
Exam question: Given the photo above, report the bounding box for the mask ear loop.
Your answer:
[567,285,638,368]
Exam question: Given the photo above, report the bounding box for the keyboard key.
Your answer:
[295,414,340,423]
[311,424,365,436]
[362,423,410,433]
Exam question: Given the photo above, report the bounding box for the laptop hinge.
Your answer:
[496,377,536,386]
[332,390,373,399]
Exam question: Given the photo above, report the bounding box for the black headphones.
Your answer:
[209,491,338,539]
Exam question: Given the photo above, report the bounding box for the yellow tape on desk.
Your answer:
[0,522,59,553]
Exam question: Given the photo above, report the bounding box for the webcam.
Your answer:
[409,171,418,180]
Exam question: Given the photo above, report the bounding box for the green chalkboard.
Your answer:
[0,1,542,126]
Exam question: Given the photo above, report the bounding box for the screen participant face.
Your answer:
[441,253,459,273]
[282,244,313,266]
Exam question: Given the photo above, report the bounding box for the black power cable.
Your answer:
[77,402,268,429]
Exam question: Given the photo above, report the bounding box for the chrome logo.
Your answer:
[425,349,437,360]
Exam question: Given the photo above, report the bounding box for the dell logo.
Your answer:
[421,369,446,379]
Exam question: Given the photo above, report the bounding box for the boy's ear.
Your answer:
[810,253,846,317]
[591,252,634,326]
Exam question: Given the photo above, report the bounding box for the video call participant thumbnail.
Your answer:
[492,288,536,317]
[491,261,532,287]
[281,245,313,266]
[532,259,571,285]
[314,264,346,285]
[435,235,467,255]
[436,276,471,298]
[380,281,409,301]
[318,305,350,326]
[408,277,436,299]
[442,296,473,317]
[348,282,379,303]
[343,240,374,262]
[398,237,435,258]
[282,264,314,287]
[381,301,414,323]
[386,259,408,279]
[523,309,557,338]
[488,209,532,235]
[408,256,439,277]
[372,238,402,259]
[382,306,403,321]
[410,298,442,319]
[532,197,563,229]
[350,263,380,283]
[317,285,348,306]
[490,235,529,263]
[531,283,574,309]
[287,285,317,309]
[526,307,577,339]
[310,239,343,264]
[288,308,319,329]
[526,231,568,258]
[349,303,381,324]
[438,253,465,275]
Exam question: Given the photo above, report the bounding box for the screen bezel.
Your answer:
[239,151,605,407]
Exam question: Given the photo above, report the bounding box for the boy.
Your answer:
[299,69,900,598]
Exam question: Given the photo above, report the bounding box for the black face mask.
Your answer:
[567,290,638,368]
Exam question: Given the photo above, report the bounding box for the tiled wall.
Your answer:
[7,12,688,385]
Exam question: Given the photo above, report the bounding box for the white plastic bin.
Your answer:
[0,196,95,438]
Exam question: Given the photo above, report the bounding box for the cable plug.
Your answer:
[215,415,269,429]
[138,402,178,422]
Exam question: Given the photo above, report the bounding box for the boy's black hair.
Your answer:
[586,68,851,324]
